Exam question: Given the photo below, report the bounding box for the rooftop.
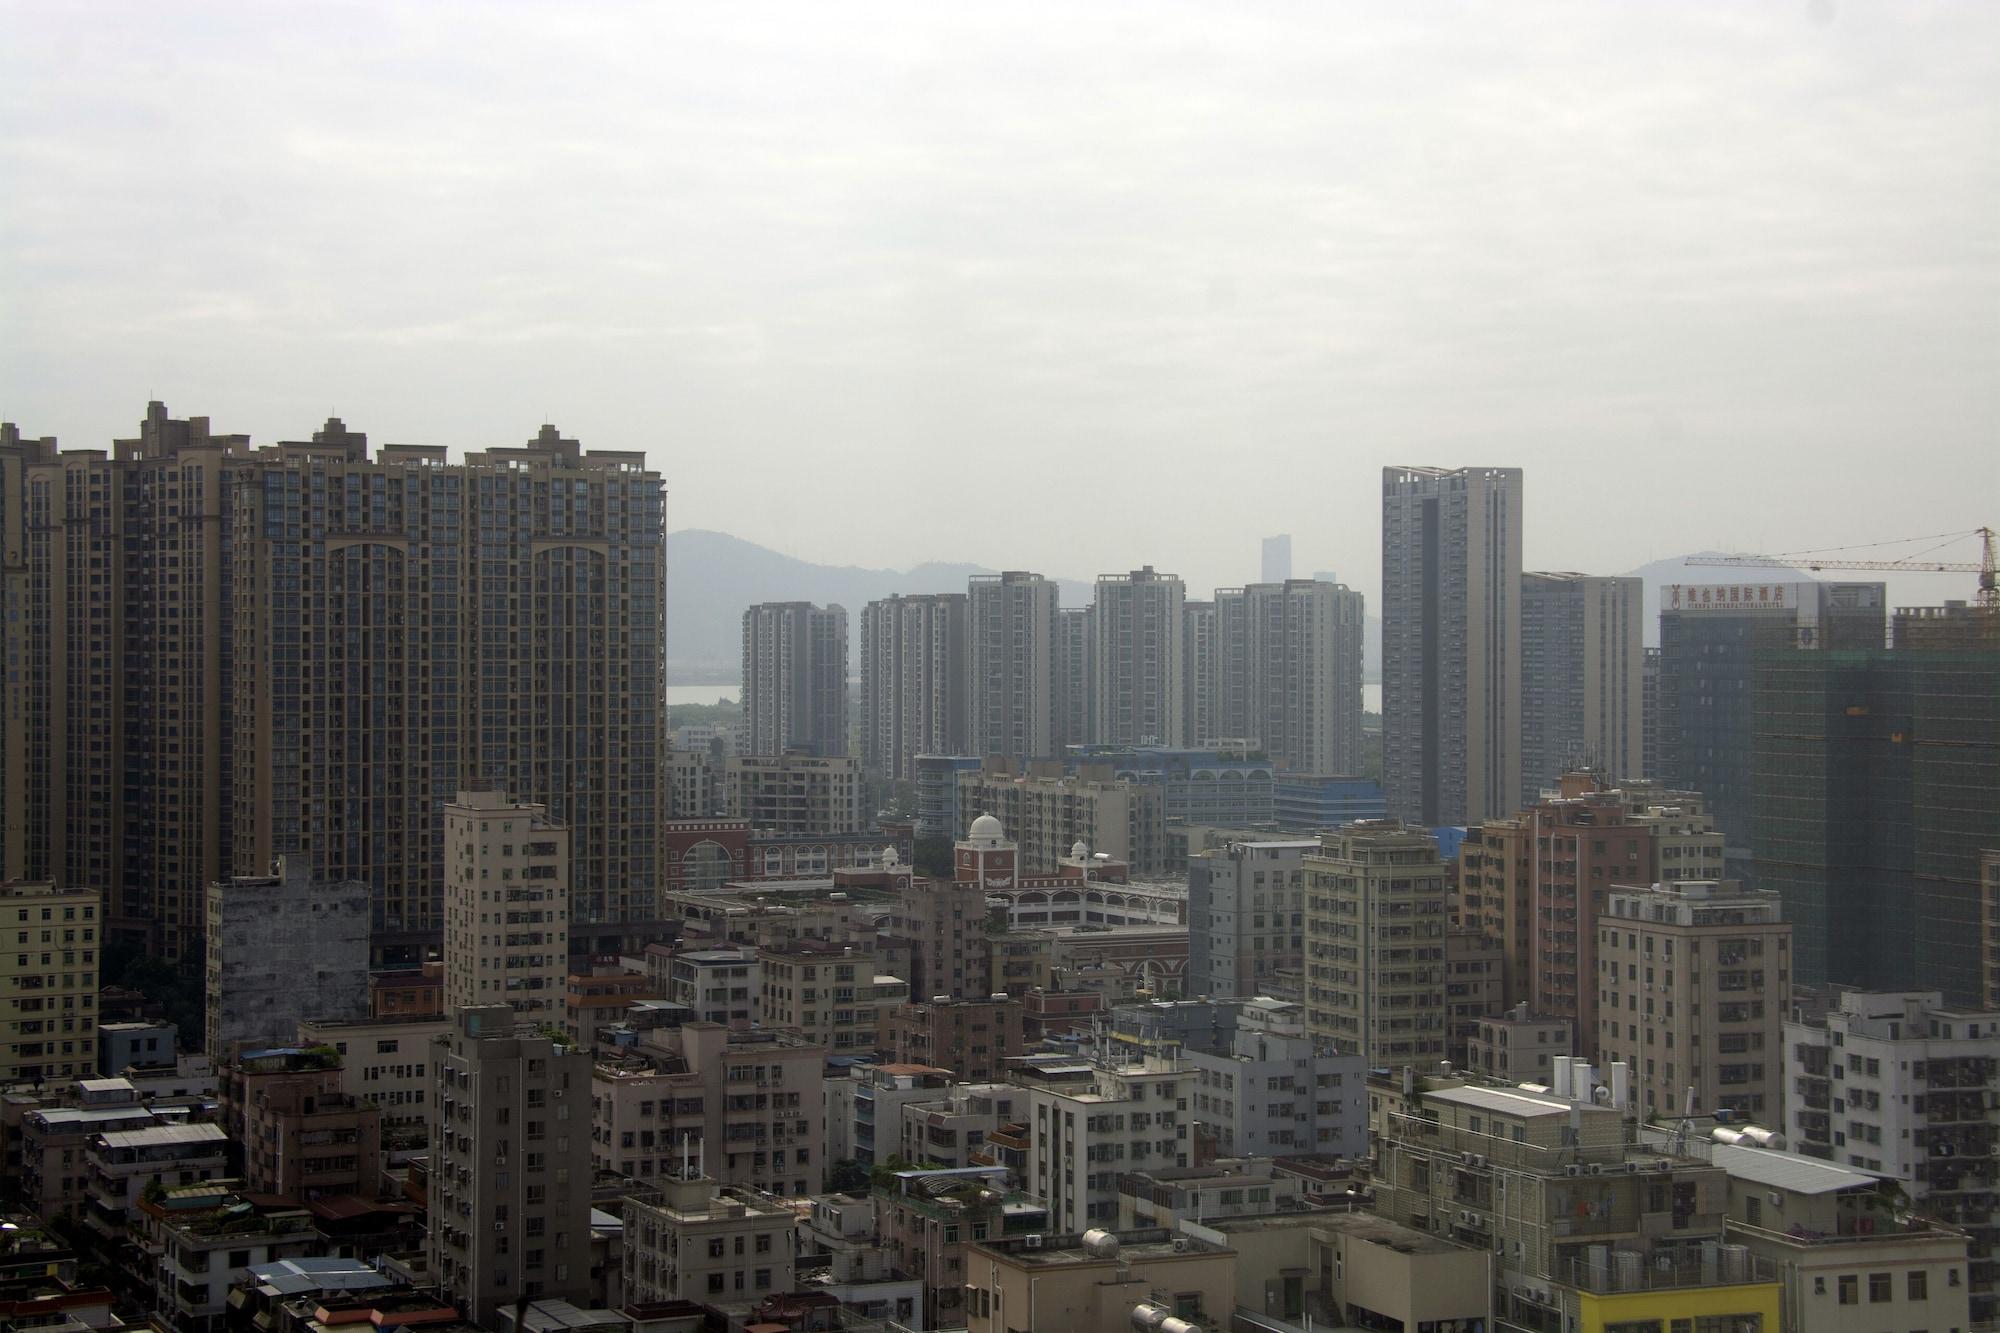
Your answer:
[972,1226,1228,1267]
[1424,1084,1601,1120]
[94,1122,228,1151]
[1708,1145,1886,1195]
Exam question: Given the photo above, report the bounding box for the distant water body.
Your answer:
[669,682,1384,713]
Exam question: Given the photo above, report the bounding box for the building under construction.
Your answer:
[1752,601,2000,1006]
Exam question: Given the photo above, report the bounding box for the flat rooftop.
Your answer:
[1309,1210,1474,1255]
[1426,1084,1611,1120]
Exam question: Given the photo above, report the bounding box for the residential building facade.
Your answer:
[205,859,368,1058]
[1783,990,1998,1324]
[1090,567,1185,748]
[1187,839,1313,1000]
[720,753,864,837]
[740,601,848,758]
[444,790,570,1019]
[1381,465,1524,826]
[1518,571,1643,798]
[1598,878,1791,1121]
[859,593,970,782]
[427,1007,594,1326]
[968,571,1059,763]
[1,882,101,1084]
[1302,822,1448,1066]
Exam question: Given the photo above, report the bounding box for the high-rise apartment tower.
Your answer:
[1381,466,1524,825]
[968,572,1059,762]
[741,601,849,758]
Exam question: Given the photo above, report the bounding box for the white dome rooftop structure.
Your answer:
[966,813,1006,844]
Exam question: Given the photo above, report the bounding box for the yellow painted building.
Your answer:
[1574,1278,1781,1333]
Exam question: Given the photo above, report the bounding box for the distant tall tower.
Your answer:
[1518,573,1643,796]
[1054,604,1096,750]
[1381,466,1524,825]
[1261,534,1292,584]
[741,602,849,757]
[968,572,1059,761]
[1092,567,1186,747]
[1209,589,1254,742]
[1243,579,1366,775]
[1182,600,1218,747]
[859,594,969,781]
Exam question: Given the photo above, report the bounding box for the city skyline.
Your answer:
[4,3,1994,605]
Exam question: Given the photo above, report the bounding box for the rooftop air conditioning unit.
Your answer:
[1024,1235,1044,1249]
[1565,1165,1584,1177]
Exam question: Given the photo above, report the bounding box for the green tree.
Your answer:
[912,835,954,879]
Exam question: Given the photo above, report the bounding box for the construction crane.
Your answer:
[1686,526,1998,610]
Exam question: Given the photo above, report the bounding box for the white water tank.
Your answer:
[1081,1227,1120,1259]
[1721,1244,1750,1283]
[1131,1303,1171,1331]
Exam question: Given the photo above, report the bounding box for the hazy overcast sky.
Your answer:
[3,2,1995,601]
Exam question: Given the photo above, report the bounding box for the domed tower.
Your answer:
[955,812,1017,889]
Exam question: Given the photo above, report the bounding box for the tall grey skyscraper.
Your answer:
[1261,534,1292,584]
[1381,466,1524,825]
[1518,572,1643,796]
[1092,566,1185,747]
[741,601,849,758]
[1055,604,1095,750]
[968,571,1059,761]
[859,593,969,781]
[1244,579,1366,776]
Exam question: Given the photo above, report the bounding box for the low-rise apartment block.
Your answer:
[2,882,102,1086]
[1014,1049,1191,1232]
[1599,878,1790,1121]
[590,1022,823,1197]
[1465,1004,1574,1086]
[296,1014,448,1157]
[1785,990,2000,1326]
[657,949,761,1028]
[722,753,863,837]
[1187,839,1314,1001]
[1302,822,1448,1065]
[620,1174,795,1308]
[883,998,1024,1083]
[1370,1066,1782,1333]
[759,941,906,1056]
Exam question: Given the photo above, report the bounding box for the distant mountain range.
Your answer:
[663,529,1801,682]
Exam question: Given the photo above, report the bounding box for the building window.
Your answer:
[1868,1272,1891,1303]
[1909,1270,1928,1301]
[1837,1276,1857,1305]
